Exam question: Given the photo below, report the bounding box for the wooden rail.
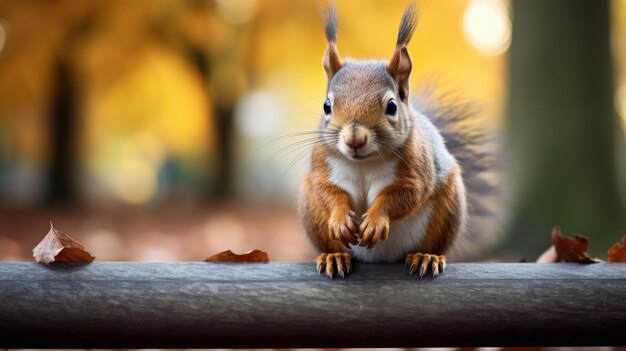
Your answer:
[1,262,625,348]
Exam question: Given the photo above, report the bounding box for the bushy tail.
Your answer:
[413,87,504,259]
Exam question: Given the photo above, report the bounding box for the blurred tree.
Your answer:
[150,0,255,198]
[48,6,95,205]
[507,0,626,255]
[0,1,222,204]
[48,59,78,204]
[0,1,93,205]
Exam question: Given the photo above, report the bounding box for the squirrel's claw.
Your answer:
[348,211,360,229]
[315,252,352,279]
[406,253,446,279]
[358,211,389,249]
[328,211,359,248]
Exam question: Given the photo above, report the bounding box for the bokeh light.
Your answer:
[235,90,284,139]
[462,0,511,56]
[109,132,164,204]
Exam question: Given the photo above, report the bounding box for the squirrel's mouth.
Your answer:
[349,151,375,161]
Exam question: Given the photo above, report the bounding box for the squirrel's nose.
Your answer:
[346,136,366,151]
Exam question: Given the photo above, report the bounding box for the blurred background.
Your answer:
[0,0,624,262]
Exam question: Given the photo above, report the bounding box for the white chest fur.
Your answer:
[327,156,396,214]
[327,156,433,262]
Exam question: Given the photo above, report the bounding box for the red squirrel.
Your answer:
[299,2,495,279]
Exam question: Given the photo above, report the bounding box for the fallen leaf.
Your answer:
[32,219,95,264]
[551,226,600,263]
[608,234,626,262]
[204,249,269,263]
[536,245,558,263]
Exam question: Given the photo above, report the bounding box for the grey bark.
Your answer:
[1,262,625,348]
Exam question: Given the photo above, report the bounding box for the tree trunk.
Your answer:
[506,0,626,255]
[46,60,77,205]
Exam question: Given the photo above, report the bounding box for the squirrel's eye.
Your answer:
[386,98,398,116]
[323,98,332,115]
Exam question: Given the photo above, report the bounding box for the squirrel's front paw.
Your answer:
[359,210,389,249]
[316,252,352,279]
[405,253,446,279]
[328,210,359,248]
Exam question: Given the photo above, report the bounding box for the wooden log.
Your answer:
[1,262,625,348]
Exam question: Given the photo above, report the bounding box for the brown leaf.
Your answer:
[551,226,600,263]
[32,219,95,264]
[204,249,269,263]
[608,234,626,262]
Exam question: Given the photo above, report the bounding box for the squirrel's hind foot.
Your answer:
[405,253,446,279]
[316,252,352,279]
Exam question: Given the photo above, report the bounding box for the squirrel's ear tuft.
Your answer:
[320,2,338,44]
[388,46,412,102]
[320,2,342,79]
[396,1,420,47]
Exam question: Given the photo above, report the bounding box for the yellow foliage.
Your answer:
[82,46,213,203]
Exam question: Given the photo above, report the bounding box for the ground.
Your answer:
[0,200,316,262]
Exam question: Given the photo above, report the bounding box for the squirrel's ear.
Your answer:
[387,46,412,102]
[323,43,342,79]
[388,1,418,101]
[321,3,342,79]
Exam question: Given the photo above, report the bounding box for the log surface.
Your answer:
[1,262,625,348]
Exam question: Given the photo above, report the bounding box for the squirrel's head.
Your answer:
[319,2,419,162]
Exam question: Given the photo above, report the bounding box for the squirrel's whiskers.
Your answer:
[298,1,496,279]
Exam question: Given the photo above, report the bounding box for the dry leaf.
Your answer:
[608,234,626,262]
[551,226,600,263]
[204,249,269,263]
[32,219,95,264]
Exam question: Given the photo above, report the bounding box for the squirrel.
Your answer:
[298,2,497,279]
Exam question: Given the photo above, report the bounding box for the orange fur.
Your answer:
[415,166,466,254]
[299,146,354,253]
[365,130,433,221]
[358,130,435,248]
